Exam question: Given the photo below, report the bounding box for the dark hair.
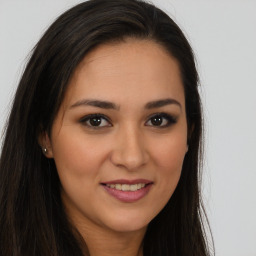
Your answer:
[0,0,213,255]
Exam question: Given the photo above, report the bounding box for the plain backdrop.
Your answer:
[0,1,256,256]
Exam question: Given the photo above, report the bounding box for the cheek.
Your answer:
[50,129,104,210]
[153,131,187,168]
[152,133,187,193]
[51,128,106,177]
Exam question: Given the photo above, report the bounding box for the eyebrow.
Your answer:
[70,99,120,110]
[70,98,181,110]
[145,98,181,110]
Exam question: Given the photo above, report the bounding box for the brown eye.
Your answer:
[89,117,103,126]
[150,116,164,126]
[145,113,177,128]
[80,114,111,128]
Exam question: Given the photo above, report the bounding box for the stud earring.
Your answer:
[42,147,47,154]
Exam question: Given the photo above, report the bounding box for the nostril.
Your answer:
[109,134,149,170]
[110,153,147,170]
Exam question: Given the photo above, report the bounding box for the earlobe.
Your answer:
[38,131,54,158]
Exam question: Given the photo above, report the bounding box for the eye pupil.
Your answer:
[151,116,163,126]
[89,117,102,126]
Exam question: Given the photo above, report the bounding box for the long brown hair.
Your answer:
[0,0,213,255]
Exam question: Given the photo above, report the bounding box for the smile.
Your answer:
[101,179,153,203]
[105,183,146,191]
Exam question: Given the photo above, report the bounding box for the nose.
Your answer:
[110,125,149,171]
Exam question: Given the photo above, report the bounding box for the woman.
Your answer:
[0,0,213,255]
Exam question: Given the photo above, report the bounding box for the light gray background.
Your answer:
[0,1,255,256]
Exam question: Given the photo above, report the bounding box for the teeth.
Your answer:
[130,184,137,191]
[116,184,122,190]
[122,184,129,191]
[106,183,147,191]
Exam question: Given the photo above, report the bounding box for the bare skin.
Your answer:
[41,38,187,256]
[63,190,145,256]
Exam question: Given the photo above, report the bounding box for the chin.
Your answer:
[101,212,153,233]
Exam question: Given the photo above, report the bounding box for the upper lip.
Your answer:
[101,179,153,185]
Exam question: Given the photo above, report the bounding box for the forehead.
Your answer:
[64,39,185,108]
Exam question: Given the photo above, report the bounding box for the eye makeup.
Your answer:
[145,112,177,128]
[79,111,177,131]
[79,113,112,129]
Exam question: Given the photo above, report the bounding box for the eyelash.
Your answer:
[79,112,177,129]
[145,112,177,128]
[79,114,111,129]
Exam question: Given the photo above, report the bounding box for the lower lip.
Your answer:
[102,184,152,203]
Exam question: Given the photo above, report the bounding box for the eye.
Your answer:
[145,113,177,128]
[80,114,111,128]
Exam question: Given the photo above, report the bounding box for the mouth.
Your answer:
[104,183,147,191]
[101,179,153,202]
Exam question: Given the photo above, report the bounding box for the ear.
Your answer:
[38,131,54,158]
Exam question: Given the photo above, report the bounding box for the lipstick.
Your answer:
[101,179,153,203]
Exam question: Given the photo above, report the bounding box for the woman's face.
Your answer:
[45,39,188,234]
